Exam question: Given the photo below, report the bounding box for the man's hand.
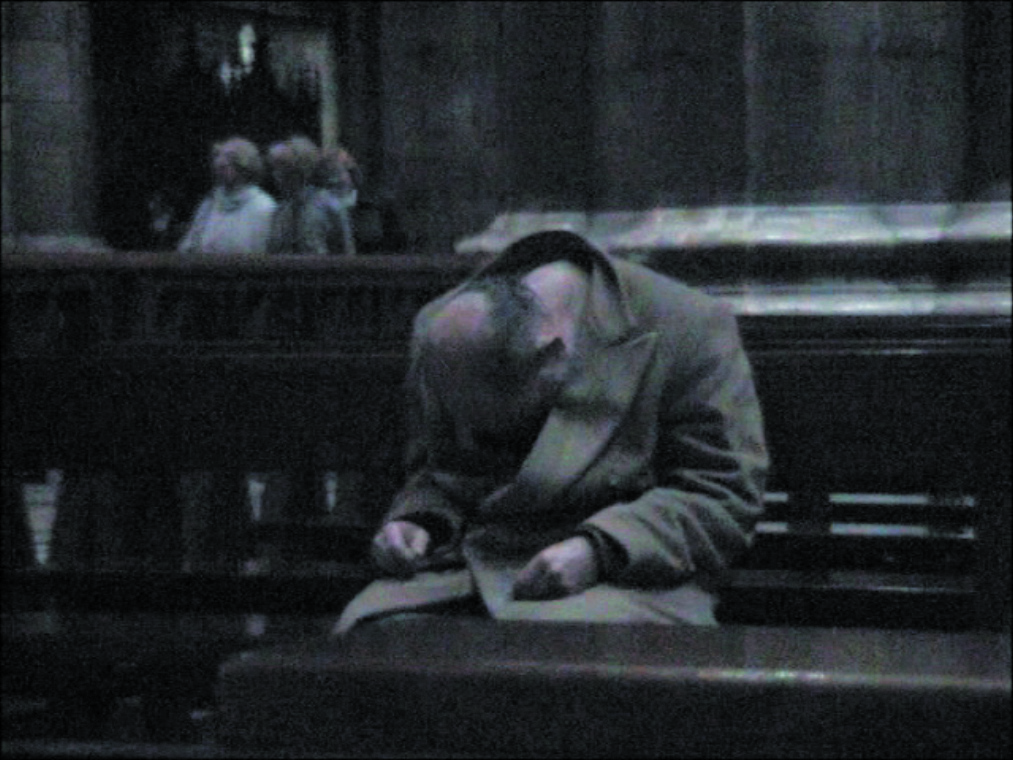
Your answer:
[512,536,599,600]
[371,520,431,578]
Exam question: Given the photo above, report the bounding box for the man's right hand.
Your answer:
[371,520,432,577]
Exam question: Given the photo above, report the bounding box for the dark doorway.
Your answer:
[89,2,326,250]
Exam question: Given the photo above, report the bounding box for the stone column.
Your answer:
[594,1,748,209]
[2,0,107,251]
[744,1,965,204]
[380,1,504,254]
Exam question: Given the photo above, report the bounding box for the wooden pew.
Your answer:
[717,310,1011,632]
[3,253,474,745]
[2,248,1010,755]
[209,291,1011,758]
[214,619,1010,759]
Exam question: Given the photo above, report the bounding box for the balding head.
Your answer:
[426,291,497,355]
[420,276,547,387]
[416,273,579,441]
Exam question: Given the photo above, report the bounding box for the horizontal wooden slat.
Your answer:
[741,531,975,572]
[760,492,979,526]
[716,570,978,629]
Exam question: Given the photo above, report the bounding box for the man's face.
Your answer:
[429,340,568,446]
[212,151,239,188]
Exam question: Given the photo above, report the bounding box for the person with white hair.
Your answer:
[177,137,276,255]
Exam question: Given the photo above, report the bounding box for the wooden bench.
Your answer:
[2,250,1010,755]
[717,311,1011,632]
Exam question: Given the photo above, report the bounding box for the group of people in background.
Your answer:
[176,135,360,256]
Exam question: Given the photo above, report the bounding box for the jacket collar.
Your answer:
[465,230,637,348]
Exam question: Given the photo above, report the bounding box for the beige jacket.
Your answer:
[336,232,768,632]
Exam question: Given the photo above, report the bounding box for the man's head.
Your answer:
[212,137,264,189]
[419,275,571,442]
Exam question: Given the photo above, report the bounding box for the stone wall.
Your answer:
[373,1,503,254]
[595,2,749,209]
[2,0,105,250]
[744,2,966,203]
[1,1,1009,254]
[370,1,1007,252]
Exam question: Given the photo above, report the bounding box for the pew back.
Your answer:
[719,311,1011,631]
[3,253,1009,627]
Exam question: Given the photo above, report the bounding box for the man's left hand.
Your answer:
[512,536,599,600]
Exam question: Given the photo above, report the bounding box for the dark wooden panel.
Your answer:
[753,349,1010,493]
[2,354,409,470]
[3,565,375,615]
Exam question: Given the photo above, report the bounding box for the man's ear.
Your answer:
[534,336,566,370]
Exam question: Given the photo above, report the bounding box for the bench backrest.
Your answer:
[2,251,1009,755]
[722,313,1011,630]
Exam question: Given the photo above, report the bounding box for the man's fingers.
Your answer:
[384,524,411,555]
[372,522,431,577]
[408,528,430,558]
[512,556,553,600]
[371,535,410,576]
[512,538,599,600]
[371,529,408,574]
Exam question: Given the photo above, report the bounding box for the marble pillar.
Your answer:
[744,1,965,204]
[2,0,107,250]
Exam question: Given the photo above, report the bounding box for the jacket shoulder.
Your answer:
[612,256,729,321]
[249,187,278,211]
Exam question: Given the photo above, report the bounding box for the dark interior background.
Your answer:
[86,1,1010,254]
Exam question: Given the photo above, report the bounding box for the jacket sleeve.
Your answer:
[301,198,331,255]
[584,304,768,586]
[245,195,275,256]
[382,314,493,551]
[319,193,357,255]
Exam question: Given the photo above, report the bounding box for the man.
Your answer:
[335,230,767,632]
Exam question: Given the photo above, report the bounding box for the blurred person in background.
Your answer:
[177,137,276,256]
[315,145,360,256]
[267,136,354,255]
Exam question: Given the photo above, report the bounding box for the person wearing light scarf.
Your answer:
[178,137,277,255]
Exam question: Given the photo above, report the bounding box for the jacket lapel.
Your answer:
[478,330,657,517]
[523,331,657,502]
[469,239,656,517]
